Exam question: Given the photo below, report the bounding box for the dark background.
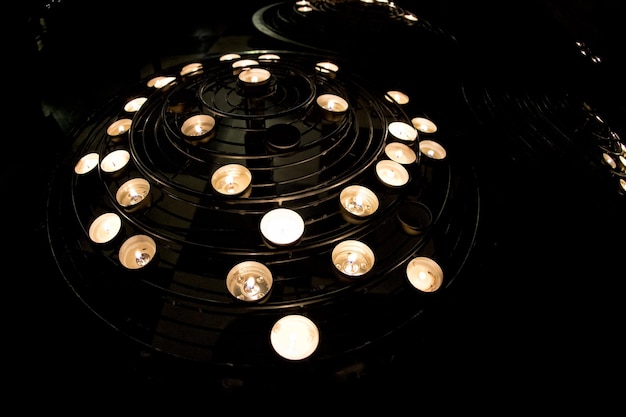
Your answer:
[14,0,625,406]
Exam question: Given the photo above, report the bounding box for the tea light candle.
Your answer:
[115,178,151,210]
[74,152,99,175]
[124,97,147,113]
[602,153,617,169]
[238,67,271,86]
[406,256,443,292]
[219,53,241,62]
[385,90,409,105]
[270,314,319,361]
[180,62,203,77]
[315,61,339,75]
[88,212,122,244]
[316,94,349,122]
[388,121,418,142]
[376,159,410,187]
[226,260,273,302]
[100,149,130,174]
[106,118,132,142]
[181,114,216,144]
[147,76,176,89]
[211,164,252,196]
[231,59,259,74]
[411,117,438,134]
[385,142,417,164]
[339,185,379,217]
[419,140,447,160]
[258,53,281,61]
[260,208,305,246]
[331,239,375,277]
[118,234,157,269]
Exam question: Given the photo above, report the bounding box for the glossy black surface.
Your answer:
[16,0,625,404]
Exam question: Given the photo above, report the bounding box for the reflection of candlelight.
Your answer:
[411,117,438,134]
[226,260,273,302]
[260,208,305,246]
[88,212,122,244]
[388,121,418,142]
[386,90,409,105]
[181,114,216,144]
[270,315,319,361]
[115,178,151,210]
[106,118,132,142]
[339,185,379,217]
[331,240,375,277]
[419,140,447,160]
[211,164,252,196]
[316,94,349,121]
[384,142,416,164]
[376,160,410,187]
[74,152,99,175]
[118,234,157,269]
[100,149,130,174]
[406,257,443,292]
[124,97,147,113]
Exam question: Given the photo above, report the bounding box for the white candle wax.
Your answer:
[88,212,122,244]
[147,76,176,89]
[419,140,447,160]
[100,149,130,174]
[388,121,418,142]
[118,234,157,269]
[180,62,203,76]
[74,152,99,175]
[315,61,339,75]
[270,315,319,360]
[386,90,409,105]
[411,117,438,134]
[260,208,305,246]
[406,256,443,292]
[238,68,271,85]
[106,118,132,140]
[385,142,417,164]
[124,97,147,113]
[376,160,410,187]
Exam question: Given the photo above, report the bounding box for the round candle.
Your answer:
[315,61,339,75]
[115,178,151,209]
[231,59,259,73]
[211,164,252,196]
[88,212,122,244]
[74,152,99,175]
[100,149,130,174]
[376,159,410,187]
[411,117,438,134]
[260,208,305,246]
[219,53,241,62]
[106,118,132,141]
[316,94,349,122]
[118,234,157,270]
[331,240,375,277]
[388,121,418,142]
[602,153,617,169]
[406,256,443,292]
[180,62,203,76]
[226,260,273,302]
[258,53,281,61]
[270,315,319,361]
[339,185,379,217]
[385,142,417,164]
[419,140,447,160]
[386,90,409,105]
[181,114,216,144]
[147,76,176,89]
[238,67,271,85]
[124,97,147,113]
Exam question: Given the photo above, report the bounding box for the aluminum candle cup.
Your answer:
[411,117,438,134]
[260,208,305,246]
[180,114,216,145]
[74,152,99,175]
[270,314,319,361]
[339,185,379,220]
[385,90,409,105]
[115,178,151,212]
[315,61,339,78]
[406,256,443,292]
[376,159,410,187]
[316,93,349,122]
[331,240,375,278]
[226,260,273,302]
[118,234,157,270]
[180,62,203,77]
[100,149,130,176]
[88,212,122,245]
[388,121,418,142]
[106,118,132,142]
[211,164,252,197]
[419,140,447,160]
[385,142,417,164]
[124,97,147,113]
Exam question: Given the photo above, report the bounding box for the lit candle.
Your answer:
[180,114,216,144]
[388,121,418,142]
[231,59,259,75]
[219,53,241,62]
[270,314,319,361]
[100,149,130,175]
[331,240,375,277]
[315,61,339,77]
[106,118,132,142]
[602,153,617,169]
[406,256,443,292]
[316,94,349,122]
[118,234,157,270]
[384,142,417,164]
[411,117,438,134]
[339,185,379,217]
[88,212,122,244]
[238,67,271,86]
[385,90,409,105]
[180,62,203,77]
[226,260,273,302]
[147,76,176,89]
[260,208,305,246]
[376,159,410,187]
[115,178,151,211]
[74,152,99,175]
[419,140,447,160]
[258,53,281,61]
[211,164,252,196]
[124,97,147,113]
